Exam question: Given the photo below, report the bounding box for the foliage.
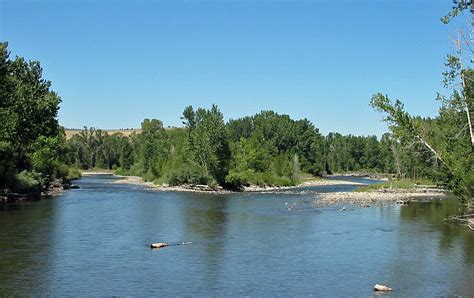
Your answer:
[76,106,422,189]
[355,179,435,193]
[67,105,439,189]
[12,170,43,194]
[370,1,473,202]
[182,105,231,185]
[441,0,470,24]
[168,164,211,186]
[0,42,76,196]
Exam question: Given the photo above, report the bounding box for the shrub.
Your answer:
[0,141,17,187]
[67,167,82,181]
[168,164,210,186]
[54,162,70,181]
[13,171,43,194]
[225,169,254,186]
[143,170,156,182]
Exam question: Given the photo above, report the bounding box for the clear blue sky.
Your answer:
[0,0,460,136]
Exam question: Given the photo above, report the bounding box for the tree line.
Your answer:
[0,42,80,198]
[65,108,435,189]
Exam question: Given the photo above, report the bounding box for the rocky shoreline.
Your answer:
[315,188,449,207]
[0,179,71,204]
[110,175,367,194]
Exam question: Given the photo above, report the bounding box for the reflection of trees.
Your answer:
[184,195,229,239]
[182,194,229,285]
[399,198,474,265]
[0,202,57,295]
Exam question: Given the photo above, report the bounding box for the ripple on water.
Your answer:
[0,176,473,296]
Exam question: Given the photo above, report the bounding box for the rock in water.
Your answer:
[150,242,168,249]
[374,284,393,291]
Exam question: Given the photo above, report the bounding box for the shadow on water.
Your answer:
[400,197,474,265]
[182,194,229,286]
[381,197,474,296]
[0,201,57,295]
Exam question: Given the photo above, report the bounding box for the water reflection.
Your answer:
[0,201,57,295]
[180,194,229,289]
[400,198,474,265]
[0,176,473,296]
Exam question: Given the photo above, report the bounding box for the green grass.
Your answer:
[355,178,436,192]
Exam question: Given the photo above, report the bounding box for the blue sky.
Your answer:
[0,0,461,136]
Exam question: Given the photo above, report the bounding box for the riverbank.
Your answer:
[0,179,71,204]
[315,188,449,207]
[81,170,115,175]
[110,174,367,194]
[329,172,389,181]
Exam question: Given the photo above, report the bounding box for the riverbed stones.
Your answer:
[374,284,393,291]
[315,189,447,207]
[396,199,410,205]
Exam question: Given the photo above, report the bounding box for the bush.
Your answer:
[13,170,43,194]
[114,167,129,176]
[225,169,254,186]
[464,170,474,199]
[168,164,211,186]
[225,169,294,187]
[54,162,70,181]
[0,141,17,187]
[67,167,81,181]
[52,163,81,182]
[143,170,156,182]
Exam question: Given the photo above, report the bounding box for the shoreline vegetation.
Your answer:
[0,177,76,204]
[1,42,82,204]
[82,171,449,206]
[83,171,367,193]
[115,175,367,193]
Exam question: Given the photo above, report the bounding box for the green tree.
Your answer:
[0,41,75,194]
[182,105,231,185]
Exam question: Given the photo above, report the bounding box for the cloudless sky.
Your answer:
[0,0,462,136]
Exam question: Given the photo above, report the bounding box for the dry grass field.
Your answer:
[64,129,142,139]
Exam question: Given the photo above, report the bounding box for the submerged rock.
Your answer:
[374,284,393,291]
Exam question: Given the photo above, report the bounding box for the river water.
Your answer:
[1,175,473,296]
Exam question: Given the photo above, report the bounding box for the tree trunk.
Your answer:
[390,144,402,178]
[460,72,474,148]
[414,134,453,174]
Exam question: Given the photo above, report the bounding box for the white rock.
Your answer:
[374,284,393,291]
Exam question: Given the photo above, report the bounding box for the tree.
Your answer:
[370,2,473,200]
[182,105,231,185]
[0,42,75,193]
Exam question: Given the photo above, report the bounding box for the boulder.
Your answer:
[374,284,393,291]
[150,242,168,249]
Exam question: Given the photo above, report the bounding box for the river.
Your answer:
[0,175,473,296]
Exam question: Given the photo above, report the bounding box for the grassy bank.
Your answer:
[355,178,436,192]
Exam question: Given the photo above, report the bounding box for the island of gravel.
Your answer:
[99,173,366,193]
[315,188,449,208]
[82,172,450,206]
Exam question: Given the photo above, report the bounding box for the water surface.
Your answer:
[0,175,473,296]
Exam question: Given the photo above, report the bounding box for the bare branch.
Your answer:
[454,123,469,139]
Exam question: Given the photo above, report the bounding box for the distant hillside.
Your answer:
[64,128,142,139]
